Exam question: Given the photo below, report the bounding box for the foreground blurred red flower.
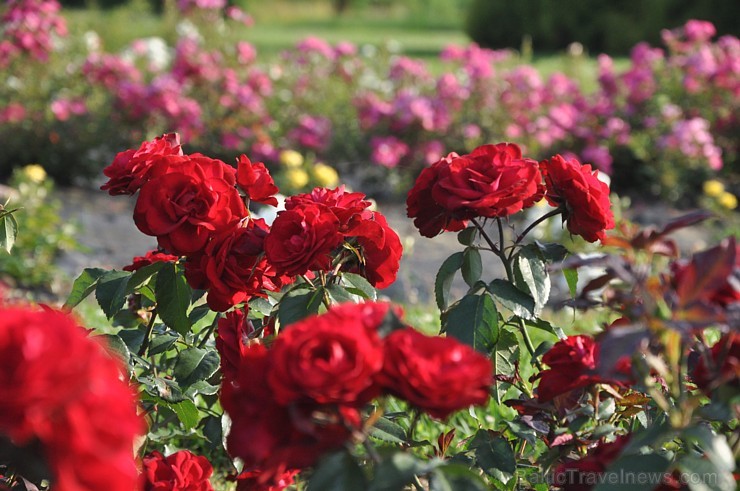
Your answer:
[142,450,214,491]
[379,327,493,419]
[0,305,143,490]
[541,155,614,242]
[215,307,254,382]
[692,332,740,393]
[553,435,630,491]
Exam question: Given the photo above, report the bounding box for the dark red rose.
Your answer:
[101,133,183,195]
[406,152,468,238]
[541,154,615,242]
[286,186,372,231]
[267,302,386,406]
[692,332,740,393]
[134,156,247,256]
[344,211,402,289]
[264,203,343,276]
[123,249,179,271]
[379,328,493,419]
[236,154,279,206]
[536,335,625,402]
[235,469,299,491]
[552,435,630,491]
[142,450,214,491]
[0,306,143,491]
[185,218,289,312]
[215,308,254,382]
[431,143,542,219]
[671,240,739,309]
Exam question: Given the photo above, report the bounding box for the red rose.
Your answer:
[536,335,614,402]
[692,332,740,392]
[406,152,468,238]
[431,143,542,219]
[101,132,183,195]
[134,156,246,256]
[142,450,214,491]
[0,306,143,491]
[345,211,402,289]
[185,218,289,311]
[236,154,279,206]
[215,307,254,382]
[379,328,493,419]
[287,186,372,231]
[235,469,299,491]
[267,302,386,406]
[123,249,179,271]
[553,435,630,491]
[264,203,343,276]
[541,155,614,242]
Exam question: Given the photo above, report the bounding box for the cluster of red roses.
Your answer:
[141,450,214,491]
[218,301,493,488]
[406,143,615,242]
[103,133,402,311]
[0,304,143,490]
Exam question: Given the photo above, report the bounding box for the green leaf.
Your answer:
[368,452,427,491]
[534,241,569,262]
[309,451,368,491]
[148,331,179,356]
[462,248,483,287]
[140,376,187,403]
[525,318,566,340]
[64,268,107,309]
[457,227,477,246]
[430,465,489,491]
[98,333,131,371]
[515,245,550,315]
[173,347,220,387]
[125,261,166,294]
[278,288,323,327]
[327,283,356,304]
[563,268,578,298]
[167,399,200,431]
[0,211,18,253]
[155,262,192,336]
[594,454,670,491]
[682,426,735,472]
[443,293,498,353]
[184,380,220,398]
[248,296,275,317]
[370,417,407,444]
[468,430,516,484]
[493,328,520,402]
[435,252,464,311]
[678,455,736,491]
[342,273,377,300]
[95,270,133,319]
[487,279,535,320]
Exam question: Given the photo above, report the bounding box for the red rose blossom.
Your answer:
[267,302,387,406]
[692,332,740,393]
[541,154,615,242]
[123,249,179,271]
[264,203,343,276]
[101,132,183,195]
[142,450,214,491]
[0,306,143,491]
[235,469,299,491]
[236,154,279,206]
[215,307,255,382]
[552,435,630,491]
[286,186,372,231]
[134,155,246,256]
[345,211,403,289]
[379,328,493,419]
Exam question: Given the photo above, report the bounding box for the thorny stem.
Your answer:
[470,218,502,257]
[137,309,158,357]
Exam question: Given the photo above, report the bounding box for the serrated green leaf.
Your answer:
[184,380,220,397]
[278,288,324,327]
[64,268,107,309]
[370,417,407,444]
[98,333,131,371]
[0,212,18,253]
[462,248,483,287]
[155,262,192,336]
[487,279,535,320]
[174,347,220,387]
[468,431,516,484]
[515,245,550,315]
[95,270,133,319]
[309,452,368,491]
[443,293,498,353]
[564,268,578,298]
[248,296,275,317]
[342,272,377,300]
[435,252,464,311]
[526,318,566,340]
[148,331,179,356]
[534,241,569,262]
[494,328,520,402]
[327,283,356,304]
[125,261,166,294]
[167,399,200,430]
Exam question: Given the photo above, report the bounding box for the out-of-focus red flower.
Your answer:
[692,332,740,392]
[379,327,493,419]
[215,307,254,382]
[235,469,299,491]
[236,154,279,206]
[142,450,214,491]
[671,239,739,309]
[541,154,614,242]
[552,435,630,491]
[123,249,180,271]
[101,133,183,195]
[0,305,143,491]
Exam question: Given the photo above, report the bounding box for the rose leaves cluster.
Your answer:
[220,302,493,488]
[0,305,143,490]
[105,134,402,312]
[407,142,614,243]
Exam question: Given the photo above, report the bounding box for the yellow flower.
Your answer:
[717,192,737,210]
[285,168,309,189]
[312,163,339,188]
[703,180,725,198]
[279,150,304,168]
[23,164,46,184]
